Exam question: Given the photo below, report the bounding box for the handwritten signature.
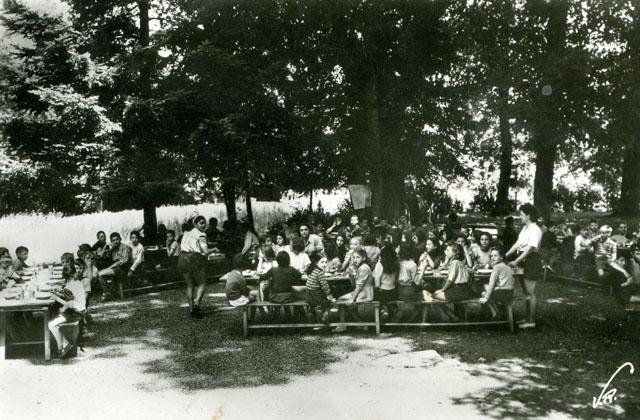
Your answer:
[592,362,634,409]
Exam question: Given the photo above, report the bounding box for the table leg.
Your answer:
[43,308,51,361]
[0,311,6,360]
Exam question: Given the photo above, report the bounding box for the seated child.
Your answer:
[373,245,399,320]
[340,236,363,274]
[305,253,336,323]
[48,265,86,358]
[78,251,98,311]
[257,245,278,274]
[13,246,29,272]
[259,251,301,303]
[223,256,258,307]
[392,243,422,322]
[97,232,132,300]
[334,248,374,331]
[479,247,515,318]
[434,243,473,303]
[165,229,180,269]
[0,256,19,289]
[128,231,145,277]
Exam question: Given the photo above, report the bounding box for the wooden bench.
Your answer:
[383,298,516,333]
[240,301,381,337]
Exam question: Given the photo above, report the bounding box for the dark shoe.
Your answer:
[59,344,73,358]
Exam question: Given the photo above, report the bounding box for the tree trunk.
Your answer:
[222,181,237,227]
[533,140,557,222]
[618,139,640,216]
[363,74,385,219]
[142,200,158,245]
[492,89,513,216]
[309,189,313,211]
[245,189,254,228]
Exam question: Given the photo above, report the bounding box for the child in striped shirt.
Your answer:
[305,253,336,323]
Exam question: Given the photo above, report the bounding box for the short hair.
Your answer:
[110,232,121,240]
[60,252,75,264]
[479,232,492,241]
[589,218,598,224]
[276,251,290,267]
[414,228,428,242]
[353,248,368,261]
[167,229,176,236]
[130,230,141,239]
[15,246,28,255]
[97,230,106,238]
[193,215,206,225]
[259,234,272,244]
[0,247,10,258]
[209,217,218,225]
[290,237,305,253]
[505,216,514,225]
[489,246,505,259]
[519,203,539,221]
[275,232,288,244]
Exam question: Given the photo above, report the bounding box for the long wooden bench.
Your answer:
[241,301,381,337]
[383,298,516,333]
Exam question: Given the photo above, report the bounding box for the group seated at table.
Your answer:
[222,224,521,330]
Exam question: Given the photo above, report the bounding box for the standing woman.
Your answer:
[178,216,213,318]
[505,203,543,329]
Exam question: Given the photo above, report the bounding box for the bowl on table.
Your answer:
[476,269,492,275]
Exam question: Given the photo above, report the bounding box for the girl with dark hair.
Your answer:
[418,238,443,270]
[259,251,302,304]
[434,243,473,303]
[373,245,399,319]
[178,215,215,318]
[479,247,515,318]
[505,203,543,329]
[391,242,423,322]
[305,253,336,323]
[273,232,288,255]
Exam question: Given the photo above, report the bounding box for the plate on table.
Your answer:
[145,246,159,251]
[19,271,34,277]
[3,294,18,300]
[242,270,258,276]
[476,269,492,274]
[35,291,51,300]
[46,279,64,285]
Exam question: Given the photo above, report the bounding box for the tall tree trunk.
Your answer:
[618,139,640,216]
[138,0,157,238]
[142,200,157,245]
[533,139,557,221]
[492,88,513,216]
[364,74,385,220]
[309,189,313,211]
[245,189,254,228]
[222,181,237,227]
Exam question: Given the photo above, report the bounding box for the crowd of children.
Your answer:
[220,205,552,330]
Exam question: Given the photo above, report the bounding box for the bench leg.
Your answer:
[0,311,6,360]
[374,304,380,335]
[242,307,249,338]
[507,303,515,333]
[43,309,51,361]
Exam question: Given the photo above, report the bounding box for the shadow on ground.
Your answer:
[81,286,342,391]
[406,282,640,419]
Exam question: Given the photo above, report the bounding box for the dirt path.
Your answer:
[1,334,539,420]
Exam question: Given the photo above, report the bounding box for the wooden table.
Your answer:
[0,269,57,361]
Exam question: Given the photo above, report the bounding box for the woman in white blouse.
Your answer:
[505,203,543,329]
[178,216,217,318]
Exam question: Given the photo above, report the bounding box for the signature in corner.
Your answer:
[592,362,635,409]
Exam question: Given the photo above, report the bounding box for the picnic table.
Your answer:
[0,266,62,361]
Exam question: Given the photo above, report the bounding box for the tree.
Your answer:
[0,0,120,214]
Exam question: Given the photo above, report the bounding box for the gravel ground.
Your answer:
[2,280,639,419]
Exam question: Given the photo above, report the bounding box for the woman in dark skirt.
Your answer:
[178,216,212,318]
[506,203,543,329]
